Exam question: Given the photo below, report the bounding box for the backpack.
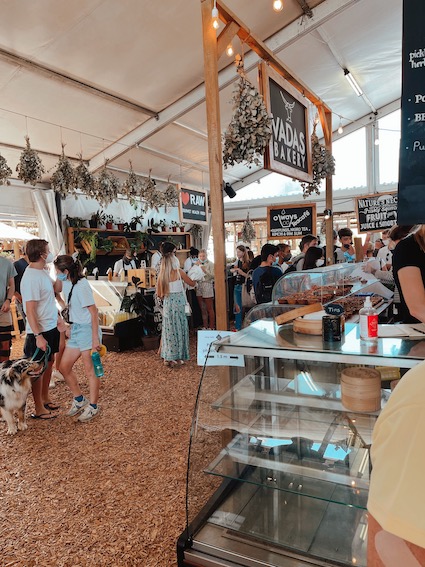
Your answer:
[255,267,281,304]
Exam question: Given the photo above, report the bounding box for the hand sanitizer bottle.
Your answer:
[359,296,378,342]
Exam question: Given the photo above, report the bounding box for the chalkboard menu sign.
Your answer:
[267,203,316,239]
[356,192,397,233]
[397,0,425,224]
[259,63,312,183]
[179,187,208,225]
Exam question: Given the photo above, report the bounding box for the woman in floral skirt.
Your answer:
[156,242,195,367]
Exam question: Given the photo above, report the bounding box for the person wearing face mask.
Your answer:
[54,255,102,422]
[113,248,137,277]
[156,242,195,366]
[302,246,325,270]
[195,249,215,329]
[276,243,292,273]
[20,239,61,420]
[376,229,393,267]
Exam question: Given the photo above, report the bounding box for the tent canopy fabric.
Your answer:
[0,0,402,196]
[0,222,36,241]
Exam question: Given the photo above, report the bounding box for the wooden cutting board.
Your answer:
[275,303,323,325]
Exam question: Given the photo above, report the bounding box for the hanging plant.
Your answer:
[223,63,272,168]
[121,161,142,207]
[74,155,96,199]
[300,121,335,198]
[0,153,12,185]
[241,213,256,243]
[189,224,203,244]
[163,181,179,208]
[94,162,120,207]
[51,144,75,198]
[16,136,45,185]
[141,170,163,211]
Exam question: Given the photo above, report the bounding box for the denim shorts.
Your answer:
[67,324,102,352]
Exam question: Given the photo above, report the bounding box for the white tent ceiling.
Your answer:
[0,0,401,194]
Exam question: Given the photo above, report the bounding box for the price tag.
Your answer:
[325,303,344,316]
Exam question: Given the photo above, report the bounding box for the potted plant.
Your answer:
[116,218,125,231]
[179,222,186,232]
[128,291,161,350]
[88,210,103,229]
[97,236,114,254]
[77,231,98,263]
[66,215,86,229]
[170,220,179,233]
[130,215,144,231]
[159,219,167,232]
[104,214,114,230]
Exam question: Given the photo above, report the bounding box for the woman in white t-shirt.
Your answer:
[54,255,102,422]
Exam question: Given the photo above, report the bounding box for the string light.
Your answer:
[212,0,219,29]
[226,44,234,57]
[273,0,283,11]
[338,117,344,135]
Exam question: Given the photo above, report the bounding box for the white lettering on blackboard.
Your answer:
[413,141,425,151]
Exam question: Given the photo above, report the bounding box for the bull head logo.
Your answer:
[280,92,295,123]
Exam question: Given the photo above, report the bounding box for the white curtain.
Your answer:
[31,189,65,255]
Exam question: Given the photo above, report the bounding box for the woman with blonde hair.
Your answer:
[230,244,251,331]
[157,242,195,366]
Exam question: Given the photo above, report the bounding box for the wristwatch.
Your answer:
[34,333,41,337]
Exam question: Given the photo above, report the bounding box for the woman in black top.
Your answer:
[392,225,423,323]
[230,245,250,330]
[302,246,324,271]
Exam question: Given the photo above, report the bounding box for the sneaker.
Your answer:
[78,405,99,422]
[67,396,89,417]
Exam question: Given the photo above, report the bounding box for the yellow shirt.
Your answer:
[367,359,425,547]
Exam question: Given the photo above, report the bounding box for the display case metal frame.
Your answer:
[178,322,424,567]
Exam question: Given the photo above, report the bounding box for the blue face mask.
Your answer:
[57,273,68,281]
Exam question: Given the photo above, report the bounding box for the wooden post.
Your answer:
[319,107,334,265]
[201,0,228,330]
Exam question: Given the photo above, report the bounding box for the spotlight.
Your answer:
[323,209,332,220]
[338,117,343,135]
[223,181,236,199]
[273,0,283,11]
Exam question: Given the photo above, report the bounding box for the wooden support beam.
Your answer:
[217,21,240,59]
[320,108,335,265]
[201,0,228,331]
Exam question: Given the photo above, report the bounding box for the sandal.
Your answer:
[30,413,57,420]
[44,402,60,411]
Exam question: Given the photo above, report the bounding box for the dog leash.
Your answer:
[30,344,51,378]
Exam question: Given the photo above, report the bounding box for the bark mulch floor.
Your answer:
[0,336,202,566]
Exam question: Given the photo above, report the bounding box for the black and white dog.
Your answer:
[0,358,43,435]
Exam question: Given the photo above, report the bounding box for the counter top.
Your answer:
[215,321,425,367]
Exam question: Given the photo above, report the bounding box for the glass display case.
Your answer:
[178,321,423,567]
[244,263,393,328]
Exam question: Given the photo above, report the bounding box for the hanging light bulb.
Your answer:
[212,1,219,29]
[226,44,234,57]
[273,0,283,12]
[338,117,344,135]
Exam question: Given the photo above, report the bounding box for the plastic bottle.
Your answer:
[91,351,104,378]
[359,296,378,342]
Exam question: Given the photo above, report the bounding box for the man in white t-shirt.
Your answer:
[151,242,164,271]
[21,239,60,420]
[113,249,137,277]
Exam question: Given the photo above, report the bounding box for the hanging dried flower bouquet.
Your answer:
[223,72,272,168]
[300,121,335,198]
[16,136,45,185]
[0,153,12,185]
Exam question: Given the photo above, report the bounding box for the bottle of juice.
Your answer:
[91,351,104,378]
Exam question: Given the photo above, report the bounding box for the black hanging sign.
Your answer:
[355,192,398,233]
[259,63,312,183]
[397,0,425,224]
[267,203,316,239]
[179,187,208,225]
